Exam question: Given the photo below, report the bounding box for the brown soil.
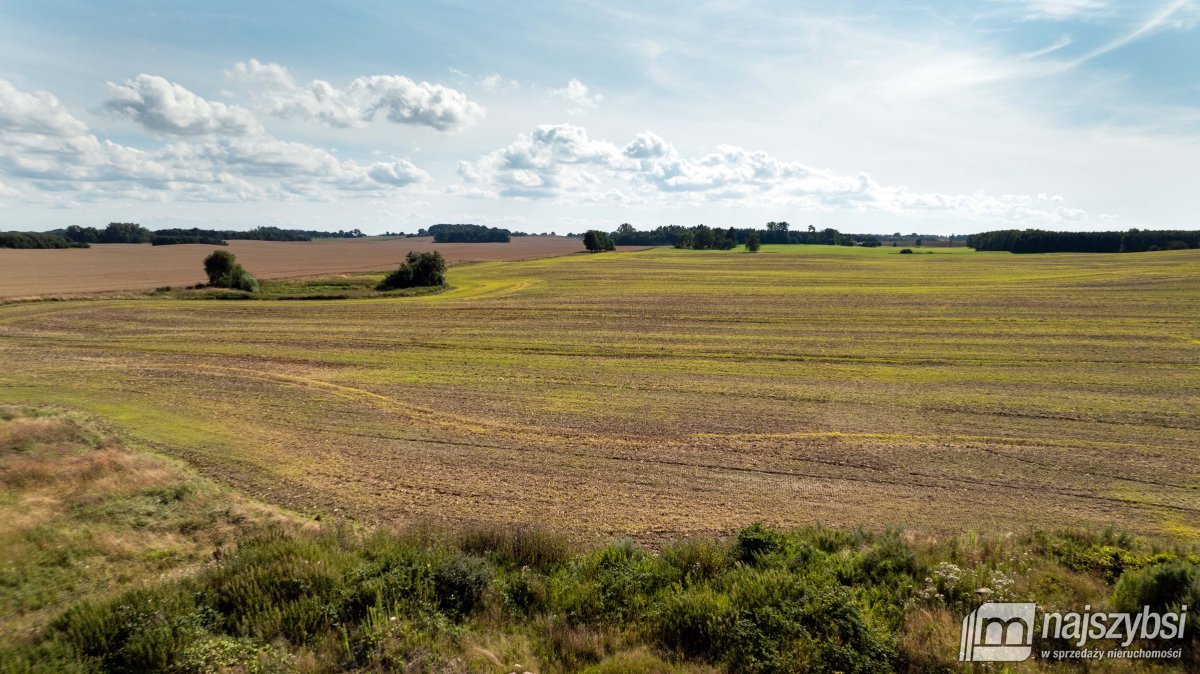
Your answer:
[0,236,605,297]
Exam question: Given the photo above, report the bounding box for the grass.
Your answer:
[0,245,1197,542]
[0,407,302,650]
[1,408,1198,672]
[146,273,449,301]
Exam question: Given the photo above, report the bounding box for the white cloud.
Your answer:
[103,74,261,136]
[229,59,485,131]
[479,74,504,91]
[367,160,430,187]
[0,79,430,205]
[0,79,88,136]
[552,79,603,113]
[457,123,1093,226]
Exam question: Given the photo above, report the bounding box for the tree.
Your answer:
[377,251,447,290]
[203,250,259,291]
[582,230,614,252]
[98,222,151,243]
[914,238,923,248]
[745,231,761,252]
[64,225,99,244]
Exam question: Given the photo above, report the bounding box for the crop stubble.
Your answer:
[0,245,1197,540]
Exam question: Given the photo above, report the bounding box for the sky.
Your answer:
[0,0,1198,235]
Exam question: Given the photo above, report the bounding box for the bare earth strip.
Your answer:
[0,236,600,297]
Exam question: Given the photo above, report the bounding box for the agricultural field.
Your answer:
[0,235,596,298]
[1,244,1197,542]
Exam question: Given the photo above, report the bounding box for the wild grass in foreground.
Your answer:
[2,409,1199,673]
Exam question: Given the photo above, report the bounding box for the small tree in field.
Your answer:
[745,231,761,252]
[203,250,259,292]
[378,251,447,290]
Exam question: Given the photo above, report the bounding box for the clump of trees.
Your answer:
[583,230,615,252]
[967,228,1200,254]
[428,224,510,243]
[203,250,259,292]
[745,231,761,252]
[0,231,83,249]
[377,251,447,290]
[99,223,152,243]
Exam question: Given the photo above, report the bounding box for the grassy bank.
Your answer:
[148,273,449,301]
[2,409,1198,672]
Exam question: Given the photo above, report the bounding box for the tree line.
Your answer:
[32,224,367,247]
[0,231,85,249]
[593,222,882,250]
[427,224,511,243]
[967,229,1200,254]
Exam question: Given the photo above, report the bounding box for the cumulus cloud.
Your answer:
[552,79,603,113]
[457,123,1090,225]
[0,79,89,136]
[103,74,261,136]
[458,124,623,198]
[0,79,430,205]
[228,59,485,131]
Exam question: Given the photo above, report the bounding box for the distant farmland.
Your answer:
[0,235,594,298]
[1,245,1197,540]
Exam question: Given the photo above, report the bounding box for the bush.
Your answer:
[433,555,492,617]
[377,251,447,290]
[583,230,615,252]
[203,250,259,292]
[734,523,786,566]
[899,248,913,254]
[745,231,761,252]
[1113,562,1200,612]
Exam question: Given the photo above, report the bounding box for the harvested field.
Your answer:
[1,245,1198,541]
[0,235,602,298]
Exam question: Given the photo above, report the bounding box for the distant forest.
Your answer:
[426,224,511,243]
[0,231,82,249]
[607,222,883,250]
[0,223,366,248]
[967,229,1200,254]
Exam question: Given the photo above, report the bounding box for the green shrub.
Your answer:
[1114,561,1200,612]
[203,250,259,292]
[583,230,615,252]
[433,554,492,617]
[377,251,447,290]
[654,584,731,658]
[734,523,786,565]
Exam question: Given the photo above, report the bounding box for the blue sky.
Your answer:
[1,0,1197,234]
